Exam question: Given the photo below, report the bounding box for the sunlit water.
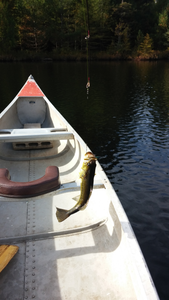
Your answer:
[0,61,169,299]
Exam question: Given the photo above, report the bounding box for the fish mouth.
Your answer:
[84,152,97,163]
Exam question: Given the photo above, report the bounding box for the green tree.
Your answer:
[18,0,49,52]
[109,2,133,54]
[0,0,168,57]
[0,0,19,51]
[137,33,154,58]
[135,29,144,53]
[164,29,169,49]
[156,5,169,50]
[130,0,157,46]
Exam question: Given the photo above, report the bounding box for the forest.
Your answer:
[1,0,169,60]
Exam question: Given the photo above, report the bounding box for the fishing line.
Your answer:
[82,0,90,97]
[82,0,87,33]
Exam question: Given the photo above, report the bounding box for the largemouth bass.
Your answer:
[56,152,96,222]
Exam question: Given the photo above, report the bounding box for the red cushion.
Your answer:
[0,166,60,198]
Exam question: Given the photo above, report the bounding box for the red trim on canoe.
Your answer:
[18,80,44,97]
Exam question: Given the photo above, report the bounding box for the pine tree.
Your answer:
[137,33,154,58]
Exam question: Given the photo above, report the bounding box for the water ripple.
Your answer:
[90,63,169,299]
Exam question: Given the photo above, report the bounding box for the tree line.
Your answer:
[0,0,169,59]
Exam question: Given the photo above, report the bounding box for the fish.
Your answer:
[56,152,96,222]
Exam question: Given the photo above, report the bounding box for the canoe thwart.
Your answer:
[0,166,60,198]
[0,128,73,142]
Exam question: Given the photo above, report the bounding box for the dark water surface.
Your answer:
[0,61,169,299]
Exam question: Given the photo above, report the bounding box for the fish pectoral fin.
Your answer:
[72,195,80,202]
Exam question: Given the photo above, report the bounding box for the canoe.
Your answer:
[0,75,159,300]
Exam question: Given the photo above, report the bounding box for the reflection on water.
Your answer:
[0,61,169,299]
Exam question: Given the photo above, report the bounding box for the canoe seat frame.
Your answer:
[0,166,60,198]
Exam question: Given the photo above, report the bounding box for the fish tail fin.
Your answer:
[56,207,69,222]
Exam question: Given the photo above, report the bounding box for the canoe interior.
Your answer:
[0,90,159,299]
[0,96,82,184]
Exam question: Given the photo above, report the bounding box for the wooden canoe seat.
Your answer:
[0,166,60,198]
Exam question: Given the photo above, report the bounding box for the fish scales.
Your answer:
[56,152,96,222]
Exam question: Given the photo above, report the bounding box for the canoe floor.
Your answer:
[0,153,139,300]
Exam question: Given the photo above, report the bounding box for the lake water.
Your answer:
[0,61,169,299]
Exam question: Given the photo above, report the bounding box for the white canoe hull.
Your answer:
[0,76,159,300]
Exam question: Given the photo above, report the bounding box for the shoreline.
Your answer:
[0,50,168,62]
